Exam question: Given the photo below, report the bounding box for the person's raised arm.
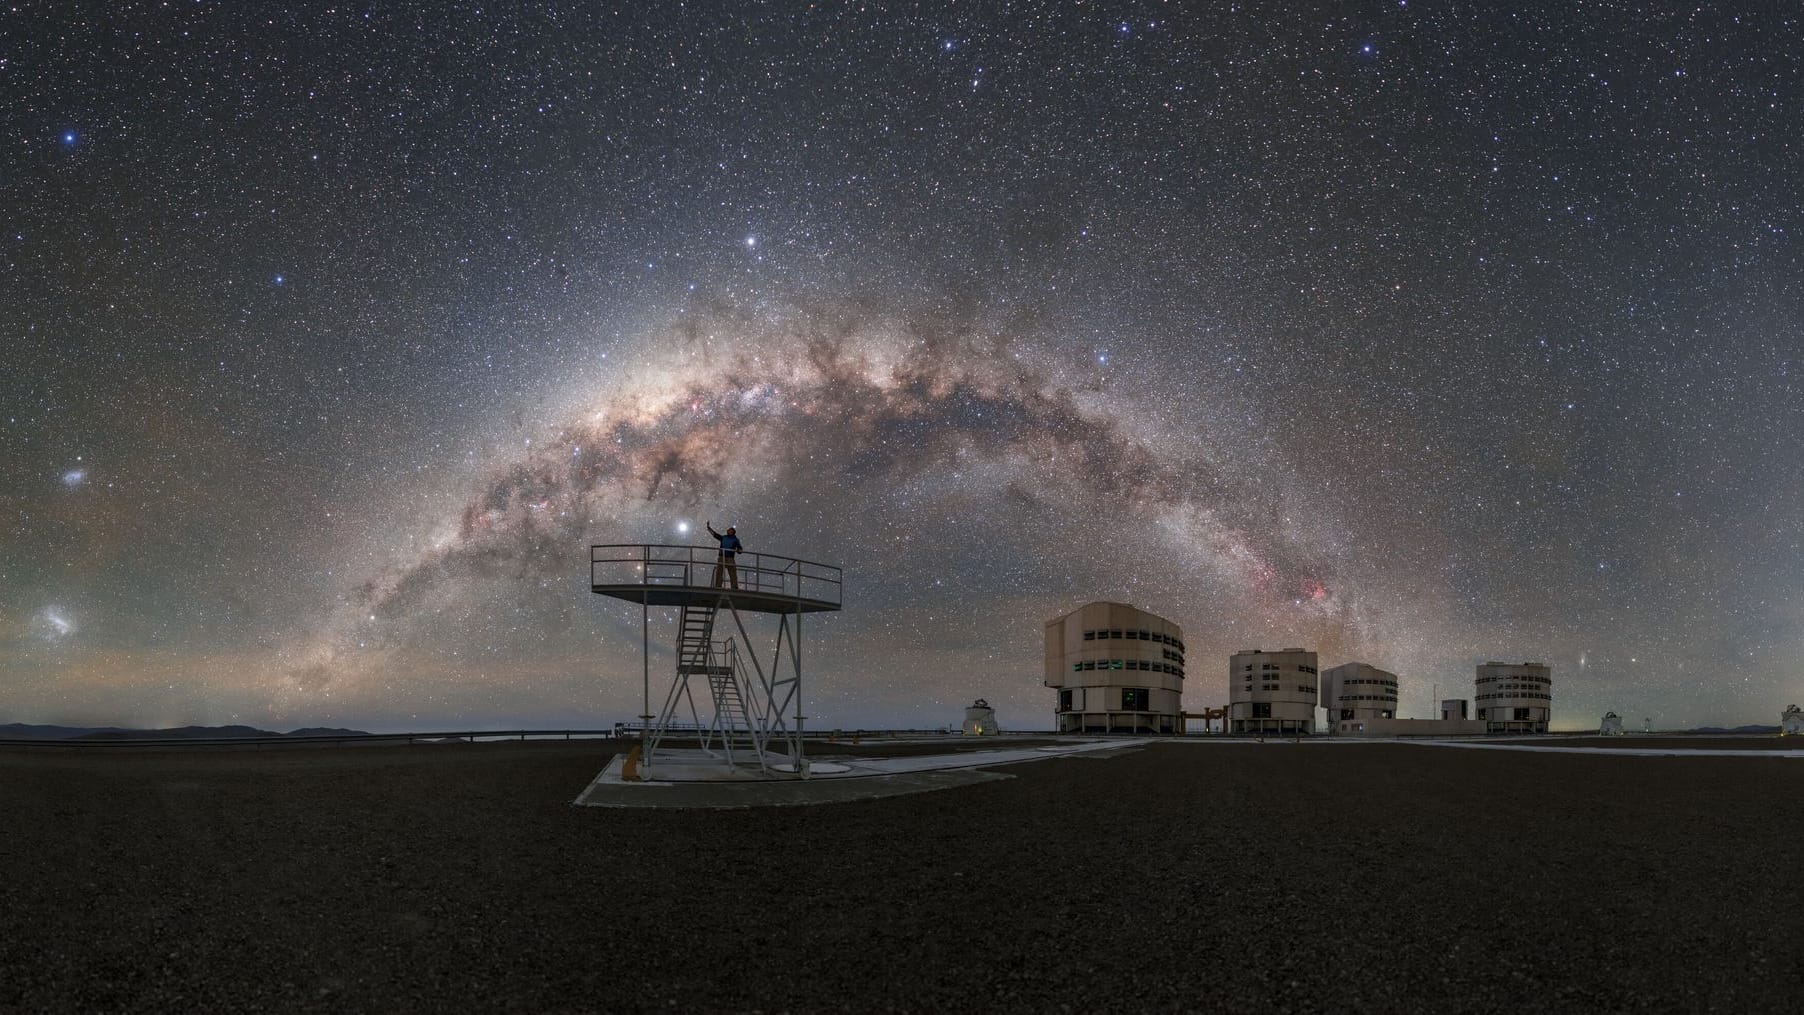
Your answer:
[706,521,721,540]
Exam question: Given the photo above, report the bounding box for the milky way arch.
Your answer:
[284,306,1364,705]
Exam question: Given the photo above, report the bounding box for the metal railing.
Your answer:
[590,543,842,607]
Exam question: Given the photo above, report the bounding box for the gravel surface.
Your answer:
[3,739,1800,1012]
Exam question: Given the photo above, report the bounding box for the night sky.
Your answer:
[5,3,1801,732]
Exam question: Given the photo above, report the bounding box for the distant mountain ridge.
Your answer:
[1689,724,1780,734]
[0,723,370,740]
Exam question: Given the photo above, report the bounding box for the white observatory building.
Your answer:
[1599,712,1624,735]
[1043,602,1186,733]
[1321,662,1399,725]
[963,699,999,736]
[1229,648,1318,734]
[1783,704,1803,736]
[1475,661,1553,734]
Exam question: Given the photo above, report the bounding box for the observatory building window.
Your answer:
[1060,689,1073,711]
[1083,631,1096,641]
[1122,688,1150,710]
[1252,703,1272,718]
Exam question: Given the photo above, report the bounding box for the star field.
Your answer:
[2,3,1801,731]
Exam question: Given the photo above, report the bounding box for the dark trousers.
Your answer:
[712,554,738,589]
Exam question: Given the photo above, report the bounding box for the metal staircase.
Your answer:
[656,602,766,768]
[676,603,721,676]
[705,657,757,764]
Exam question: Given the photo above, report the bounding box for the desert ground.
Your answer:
[3,737,1800,1012]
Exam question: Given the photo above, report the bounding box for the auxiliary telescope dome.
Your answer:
[963,699,999,736]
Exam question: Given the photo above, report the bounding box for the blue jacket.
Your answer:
[707,525,742,555]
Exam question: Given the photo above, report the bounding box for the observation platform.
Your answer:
[590,544,842,614]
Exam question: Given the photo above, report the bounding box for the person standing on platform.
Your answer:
[706,520,743,589]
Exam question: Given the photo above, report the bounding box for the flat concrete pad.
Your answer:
[574,737,1144,808]
[575,766,1013,808]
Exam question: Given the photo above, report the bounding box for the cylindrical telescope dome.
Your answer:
[1043,602,1185,734]
[1229,648,1318,734]
[1475,662,1553,733]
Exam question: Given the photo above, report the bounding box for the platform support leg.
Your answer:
[639,599,650,745]
[793,610,808,777]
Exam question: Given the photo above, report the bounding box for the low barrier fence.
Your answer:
[0,726,1174,749]
[0,729,621,749]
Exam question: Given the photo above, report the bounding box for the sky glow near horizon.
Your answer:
[3,4,1802,732]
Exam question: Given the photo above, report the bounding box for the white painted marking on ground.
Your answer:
[848,738,1146,774]
[1400,740,1804,758]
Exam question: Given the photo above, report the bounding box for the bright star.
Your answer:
[745,235,757,248]
[61,131,76,145]
[676,521,692,535]
[274,274,285,285]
